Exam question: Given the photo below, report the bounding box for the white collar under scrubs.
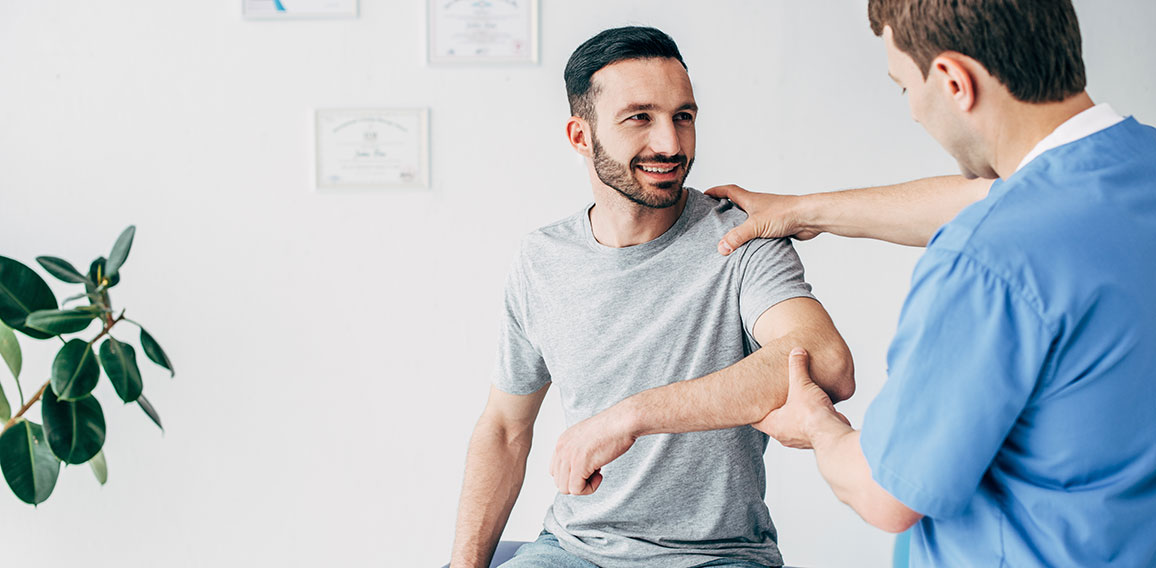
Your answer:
[1014,102,1124,172]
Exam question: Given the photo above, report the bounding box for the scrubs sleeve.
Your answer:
[860,249,1055,518]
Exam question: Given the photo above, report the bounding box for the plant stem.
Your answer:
[3,382,47,432]
[89,312,124,346]
[14,371,25,407]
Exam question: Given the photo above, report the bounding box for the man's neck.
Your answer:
[990,91,1095,179]
[588,185,688,248]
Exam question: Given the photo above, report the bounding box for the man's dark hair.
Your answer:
[564,26,687,121]
[868,0,1086,103]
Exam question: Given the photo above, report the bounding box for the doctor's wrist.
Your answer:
[792,193,829,238]
[807,406,855,452]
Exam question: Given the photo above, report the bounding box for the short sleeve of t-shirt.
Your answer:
[490,254,551,395]
[736,238,815,339]
[860,249,1054,518]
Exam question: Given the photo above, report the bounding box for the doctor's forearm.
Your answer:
[801,176,991,247]
[619,332,853,436]
[810,422,922,534]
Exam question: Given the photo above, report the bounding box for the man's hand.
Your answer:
[549,405,638,496]
[705,184,821,255]
[755,348,851,449]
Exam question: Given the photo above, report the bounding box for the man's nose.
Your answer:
[647,119,681,156]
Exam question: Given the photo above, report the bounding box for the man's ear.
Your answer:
[931,53,977,113]
[566,116,593,158]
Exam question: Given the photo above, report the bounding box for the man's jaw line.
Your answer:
[603,178,684,210]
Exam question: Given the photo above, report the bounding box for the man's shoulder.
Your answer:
[528,206,589,243]
[684,188,748,233]
[508,205,591,268]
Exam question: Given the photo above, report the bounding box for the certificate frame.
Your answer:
[427,0,540,64]
[243,0,358,20]
[314,108,430,191]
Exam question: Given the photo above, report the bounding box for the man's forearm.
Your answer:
[801,175,992,247]
[619,330,853,437]
[450,421,533,568]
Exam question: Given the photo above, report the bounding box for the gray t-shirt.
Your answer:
[493,188,814,568]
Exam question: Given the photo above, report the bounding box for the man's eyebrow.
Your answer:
[619,103,658,115]
[617,102,699,115]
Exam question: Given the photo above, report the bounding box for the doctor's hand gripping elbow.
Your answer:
[756,347,852,449]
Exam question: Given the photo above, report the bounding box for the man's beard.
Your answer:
[591,134,693,209]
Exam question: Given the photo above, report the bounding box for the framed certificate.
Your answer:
[244,0,358,19]
[315,109,430,190]
[428,0,539,64]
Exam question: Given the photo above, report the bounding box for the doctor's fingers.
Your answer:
[788,348,812,384]
[704,183,752,204]
[718,219,763,256]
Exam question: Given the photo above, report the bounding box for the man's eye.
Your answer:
[675,112,694,121]
[628,114,650,121]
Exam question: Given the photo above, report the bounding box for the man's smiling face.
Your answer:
[587,57,697,208]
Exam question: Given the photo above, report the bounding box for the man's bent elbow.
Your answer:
[823,349,856,403]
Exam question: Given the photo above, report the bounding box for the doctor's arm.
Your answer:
[761,348,923,533]
[549,297,854,495]
[706,175,993,249]
[450,385,550,568]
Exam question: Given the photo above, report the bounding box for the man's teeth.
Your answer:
[640,165,676,173]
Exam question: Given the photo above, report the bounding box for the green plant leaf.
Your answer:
[138,394,163,431]
[35,256,90,285]
[0,255,58,340]
[99,337,143,403]
[51,339,100,400]
[88,449,108,485]
[87,257,120,289]
[25,309,98,335]
[0,320,20,379]
[41,388,105,464]
[0,419,61,505]
[139,327,174,377]
[0,321,23,412]
[105,226,136,279]
[0,377,9,423]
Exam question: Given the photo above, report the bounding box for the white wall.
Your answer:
[1,1,1153,566]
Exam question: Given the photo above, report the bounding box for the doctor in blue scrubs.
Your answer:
[708,0,1156,566]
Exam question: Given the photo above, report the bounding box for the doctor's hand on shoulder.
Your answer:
[706,184,821,255]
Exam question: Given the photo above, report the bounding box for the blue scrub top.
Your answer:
[860,117,1156,567]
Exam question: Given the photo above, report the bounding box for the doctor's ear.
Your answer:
[932,53,977,112]
[566,116,594,157]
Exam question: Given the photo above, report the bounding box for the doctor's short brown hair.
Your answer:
[868,0,1086,103]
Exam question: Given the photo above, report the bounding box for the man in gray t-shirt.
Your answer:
[450,27,854,568]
